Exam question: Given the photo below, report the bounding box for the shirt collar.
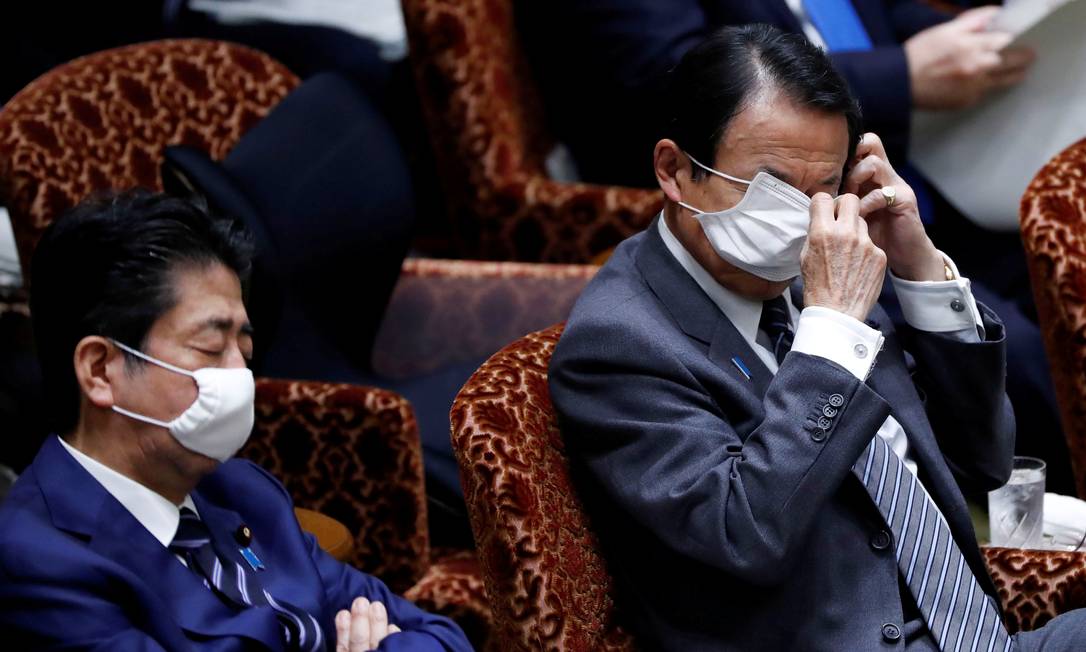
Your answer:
[657,216,770,351]
[57,437,196,547]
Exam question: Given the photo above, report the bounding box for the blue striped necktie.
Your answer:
[759,296,795,365]
[170,507,326,652]
[855,436,1013,651]
[759,294,1012,649]
[801,0,873,51]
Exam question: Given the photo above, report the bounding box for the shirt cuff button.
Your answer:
[950,299,965,312]
[853,343,868,358]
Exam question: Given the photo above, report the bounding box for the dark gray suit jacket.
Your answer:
[549,222,1015,651]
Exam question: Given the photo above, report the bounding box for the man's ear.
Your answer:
[654,139,691,204]
[74,336,120,410]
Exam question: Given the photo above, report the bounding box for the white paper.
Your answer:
[909,0,1086,231]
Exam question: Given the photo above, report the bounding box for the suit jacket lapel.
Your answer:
[636,219,774,401]
[37,436,283,649]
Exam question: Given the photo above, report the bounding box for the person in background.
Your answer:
[549,25,1084,650]
[522,0,1071,496]
[0,191,471,651]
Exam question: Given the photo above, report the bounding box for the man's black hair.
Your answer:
[30,190,253,434]
[667,24,863,180]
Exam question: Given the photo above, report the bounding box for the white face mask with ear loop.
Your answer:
[109,339,255,463]
[678,153,813,283]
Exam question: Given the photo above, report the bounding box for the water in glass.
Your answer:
[989,465,1045,548]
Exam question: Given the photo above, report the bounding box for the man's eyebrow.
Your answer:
[194,317,254,335]
[759,167,794,185]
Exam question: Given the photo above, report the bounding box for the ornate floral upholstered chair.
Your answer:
[400,0,663,263]
[1019,137,1086,498]
[452,324,1086,648]
[451,324,635,651]
[0,39,299,274]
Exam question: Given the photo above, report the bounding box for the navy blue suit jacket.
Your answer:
[549,223,1016,650]
[518,0,950,186]
[0,436,471,651]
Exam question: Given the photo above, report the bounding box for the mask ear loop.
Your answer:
[110,339,196,378]
[684,152,754,186]
[108,339,196,430]
[679,152,756,215]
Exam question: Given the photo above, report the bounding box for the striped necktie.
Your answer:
[759,296,795,365]
[170,507,326,652]
[855,436,1013,651]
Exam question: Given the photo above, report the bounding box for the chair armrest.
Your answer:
[983,546,1086,632]
[371,258,598,379]
[295,507,354,562]
[243,378,430,593]
[405,549,491,650]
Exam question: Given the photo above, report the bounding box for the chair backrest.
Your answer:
[0,39,299,278]
[246,379,430,593]
[451,323,635,651]
[1020,137,1086,497]
[400,0,661,263]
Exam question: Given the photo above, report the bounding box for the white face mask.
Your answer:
[109,339,255,462]
[678,153,812,282]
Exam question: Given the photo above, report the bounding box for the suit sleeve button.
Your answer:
[811,429,827,442]
[822,405,838,418]
[882,623,901,642]
[828,393,845,407]
[817,416,832,429]
[870,530,891,550]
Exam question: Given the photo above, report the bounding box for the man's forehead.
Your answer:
[719,94,850,169]
[159,264,249,335]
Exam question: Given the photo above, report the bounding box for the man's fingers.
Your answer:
[388,625,401,634]
[369,601,389,650]
[809,193,836,231]
[857,188,894,219]
[834,193,861,227]
[955,5,1001,31]
[336,611,352,652]
[976,31,1014,55]
[986,68,1029,91]
[995,46,1036,72]
[350,598,372,652]
[852,132,887,163]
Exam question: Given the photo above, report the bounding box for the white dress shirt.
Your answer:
[657,217,983,474]
[58,437,197,551]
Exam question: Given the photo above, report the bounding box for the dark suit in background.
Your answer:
[517,0,948,187]
[549,223,1081,650]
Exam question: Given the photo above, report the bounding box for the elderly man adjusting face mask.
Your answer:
[550,23,1086,652]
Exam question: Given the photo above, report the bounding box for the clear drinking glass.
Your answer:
[988,456,1046,548]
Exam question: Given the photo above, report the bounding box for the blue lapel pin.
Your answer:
[731,356,752,380]
[234,524,265,571]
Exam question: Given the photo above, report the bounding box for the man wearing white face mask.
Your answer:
[550,24,1086,651]
[0,191,472,652]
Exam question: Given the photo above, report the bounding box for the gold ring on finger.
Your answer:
[881,186,897,209]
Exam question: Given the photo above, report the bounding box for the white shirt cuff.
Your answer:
[792,306,885,381]
[889,251,984,339]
